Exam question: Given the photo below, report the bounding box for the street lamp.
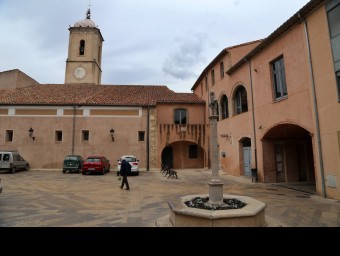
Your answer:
[208,91,224,205]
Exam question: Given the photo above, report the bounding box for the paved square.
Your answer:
[0,169,339,227]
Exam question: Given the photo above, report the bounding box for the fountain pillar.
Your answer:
[208,91,224,205]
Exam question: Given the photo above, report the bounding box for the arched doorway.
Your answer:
[161,141,204,169]
[262,124,315,187]
[162,147,173,168]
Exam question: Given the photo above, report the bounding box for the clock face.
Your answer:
[74,67,86,79]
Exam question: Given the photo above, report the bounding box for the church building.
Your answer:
[0,9,207,172]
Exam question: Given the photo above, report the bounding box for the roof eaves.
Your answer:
[226,0,324,75]
[0,103,80,107]
[190,39,263,91]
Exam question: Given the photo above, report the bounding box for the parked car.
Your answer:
[0,151,29,174]
[0,178,2,194]
[117,155,139,176]
[63,155,84,173]
[82,156,110,175]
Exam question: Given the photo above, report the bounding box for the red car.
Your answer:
[82,156,110,175]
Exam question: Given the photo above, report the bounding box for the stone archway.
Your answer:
[262,124,315,186]
[161,141,204,169]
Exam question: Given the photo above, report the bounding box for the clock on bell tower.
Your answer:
[65,8,104,85]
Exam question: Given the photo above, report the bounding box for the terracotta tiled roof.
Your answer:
[0,84,205,106]
[156,93,206,104]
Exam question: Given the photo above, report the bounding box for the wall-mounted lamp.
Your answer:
[28,127,35,141]
[110,128,115,141]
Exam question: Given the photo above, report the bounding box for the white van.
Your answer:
[0,151,29,173]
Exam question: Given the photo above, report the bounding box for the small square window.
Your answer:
[5,130,13,142]
[138,131,145,142]
[82,130,89,142]
[55,131,62,142]
[189,145,198,159]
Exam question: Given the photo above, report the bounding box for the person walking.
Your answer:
[119,159,130,190]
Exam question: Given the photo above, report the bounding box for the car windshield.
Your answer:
[65,156,78,161]
[123,157,137,162]
[86,158,100,163]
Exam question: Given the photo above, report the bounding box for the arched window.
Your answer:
[221,95,229,120]
[79,40,85,55]
[174,109,187,125]
[235,86,248,115]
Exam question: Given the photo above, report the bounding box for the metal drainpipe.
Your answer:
[303,17,326,197]
[72,105,76,155]
[245,58,258,170]
[147,104,150,172]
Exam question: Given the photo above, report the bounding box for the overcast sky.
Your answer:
[0,0,311,92]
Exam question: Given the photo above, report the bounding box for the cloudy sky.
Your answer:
[0,0,310,92]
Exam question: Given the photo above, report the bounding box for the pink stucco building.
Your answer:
[192,0,340,199]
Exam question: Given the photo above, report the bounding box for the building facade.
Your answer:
[0,9,206,172]
[192,0,340,200]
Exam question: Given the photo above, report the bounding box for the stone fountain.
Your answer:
[167,92,267,227]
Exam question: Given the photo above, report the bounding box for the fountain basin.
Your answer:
[168,194,266,227]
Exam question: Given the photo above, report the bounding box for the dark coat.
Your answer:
[120,159,131,176]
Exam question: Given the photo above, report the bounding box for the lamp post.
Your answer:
[208,92,224,205]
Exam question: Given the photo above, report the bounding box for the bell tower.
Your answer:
[65,9,104,85]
